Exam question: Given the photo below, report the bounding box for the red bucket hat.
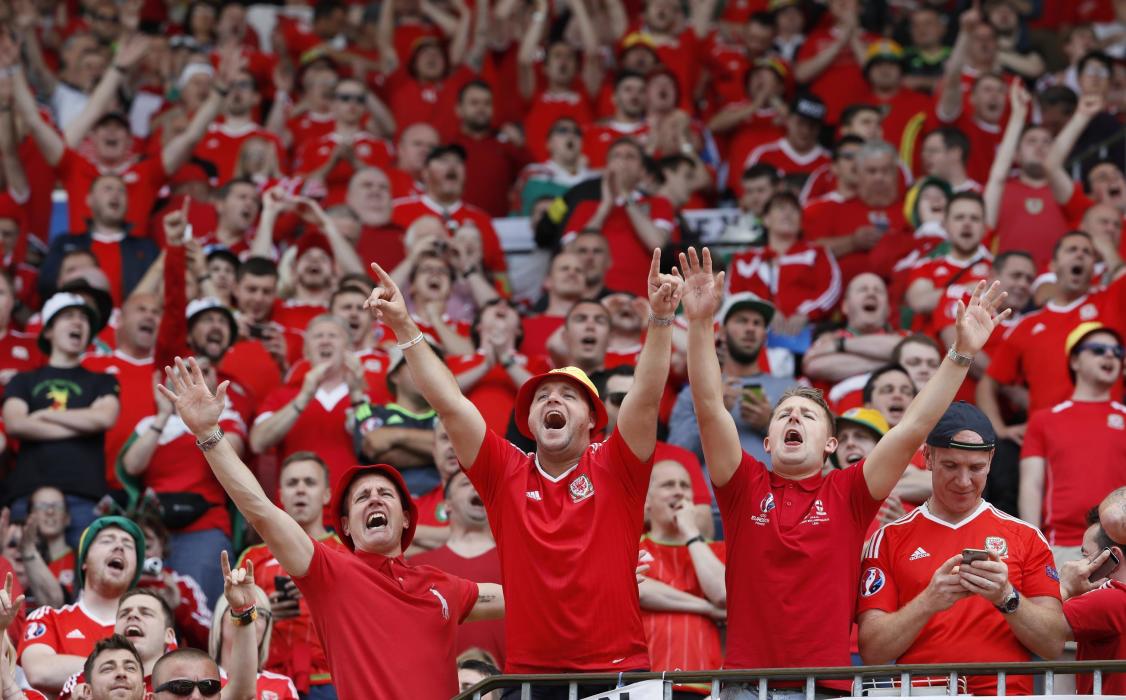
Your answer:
[330,464,418,552]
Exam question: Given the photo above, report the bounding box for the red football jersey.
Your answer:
[523,90,594,162]
[414,485,450,528]
[56,149,167,234]
[445,351,551,434]
[795,25,879,123]
[519,314,565,359]
[803,196,909,285]
[378,66,476,141]
[1021,400,1126,546]
[986,291,1122,413]
[744,138,831,180]
[285,111,336,153]
[293,539,477,699]
[905,251,992,331]
[193,121,288,185]
[994,178,1084,269]
[0,330,44,397]
[1064,581,1126,695]
[47,550,77,599]
[562,195,678,297]
[466,429,653,673]
[254,383,359,484]
[239,534,347,691]
[390,196,508,276]
[410,544,506,669]
[131,410,246,535]
[271,299,328,337]
[859,501,1061,695]
[726,241,842,321]
[638,535,726,690]
[19,602,114,662]
[715,454,880,687]
[582,121,650,169]
[294,132,394,201]
[934,110,1002,185]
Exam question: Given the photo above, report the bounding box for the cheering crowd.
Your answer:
[0,0,1123,698]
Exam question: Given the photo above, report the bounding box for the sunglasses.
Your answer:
[1078,342,1125,359]
[154,679,222,696]
[335,93,366,104]
[552,127,582,137]
[606,392,627,406]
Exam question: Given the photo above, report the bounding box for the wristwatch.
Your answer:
[995,586,1020,614]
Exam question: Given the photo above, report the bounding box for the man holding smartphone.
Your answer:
[1061,522,1126,694]
[857,402,1069,694]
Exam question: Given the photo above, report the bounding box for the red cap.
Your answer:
[168,163,211,188]
[330,464,418,552]
[295,232,335,262]
[0,194,28,230]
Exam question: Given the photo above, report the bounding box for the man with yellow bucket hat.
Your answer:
[1020,322,1126,565]
[364,249,683,696]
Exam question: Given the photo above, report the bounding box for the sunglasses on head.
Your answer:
[155,679,222,697]
[606,392,627,406]
[1078,342,1125,359]
[335,93,366,104]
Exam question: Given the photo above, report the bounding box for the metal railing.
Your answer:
[453,660,1126,699]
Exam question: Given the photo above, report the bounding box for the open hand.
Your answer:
[157,357,230,440]
[953,280,1011,357]
[163,197,191,246]
[677,247,725,322]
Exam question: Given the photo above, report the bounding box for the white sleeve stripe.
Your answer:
[796,249,842,315]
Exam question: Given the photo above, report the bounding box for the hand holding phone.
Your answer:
[1088,547,1121,583]
[961,548,990,564]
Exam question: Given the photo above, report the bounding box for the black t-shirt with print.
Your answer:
[3,365,120,502]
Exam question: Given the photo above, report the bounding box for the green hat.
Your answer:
[75,516,146,591]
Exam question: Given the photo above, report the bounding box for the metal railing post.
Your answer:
[947,671,957,695]
[521,682,530,700]
[997,670,1006,697]
[1094,669,1103,696]
[711,678,720,698]
[758,676,767,700]
[805,675,815,700]
[567,681,577,700]
[1044,670,1054,695]
[899,670,910,696]
[852,674,862,697]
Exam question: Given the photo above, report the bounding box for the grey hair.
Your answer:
[855,140,898,165]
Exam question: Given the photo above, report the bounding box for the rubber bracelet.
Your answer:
[649,314,674,327]
[685,535,706,547]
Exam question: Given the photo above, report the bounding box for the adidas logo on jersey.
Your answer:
[525,491,542,501]
[65,629,86,639]
[909,547,930,561]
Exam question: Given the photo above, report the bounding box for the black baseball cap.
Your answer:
[425,144,467,164]
[925,401,997,451]
[94,111,130,130]
[791,94,827,124]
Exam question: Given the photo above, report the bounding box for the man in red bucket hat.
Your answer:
[364,248,683,698]
[157,356,503,700]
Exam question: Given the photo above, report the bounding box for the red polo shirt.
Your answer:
[466,429,653,673]
[452,132,531,217]
[715,454,881,686]
[293,539,478,700]
[56,149,166,234]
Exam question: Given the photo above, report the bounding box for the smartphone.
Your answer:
[741,384,765,404]
[1088,548,1122,583]
[248,323,267,340]
[274,575,293,600]
[962,548,990,564]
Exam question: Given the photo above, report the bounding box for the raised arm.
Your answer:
[63,35,149,147]
[158,357,315,576]
[984,80,1029,228]
[218,552,258,700]
[365,262,487,466]
[15,516,64,609]
[162,49,238,175]
[862,281,1010,500]
[1044,93,1102,203]
[517,0,549,100]
[681,248,741,487]
[297,197,365,275]
[0,89,29,202]
[936,8,976,123]
[617,249,682,461]
[0,36,63,167]
[794,17,855,84]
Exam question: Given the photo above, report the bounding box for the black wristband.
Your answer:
[836,335,846,353]
[685,535,706,547]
